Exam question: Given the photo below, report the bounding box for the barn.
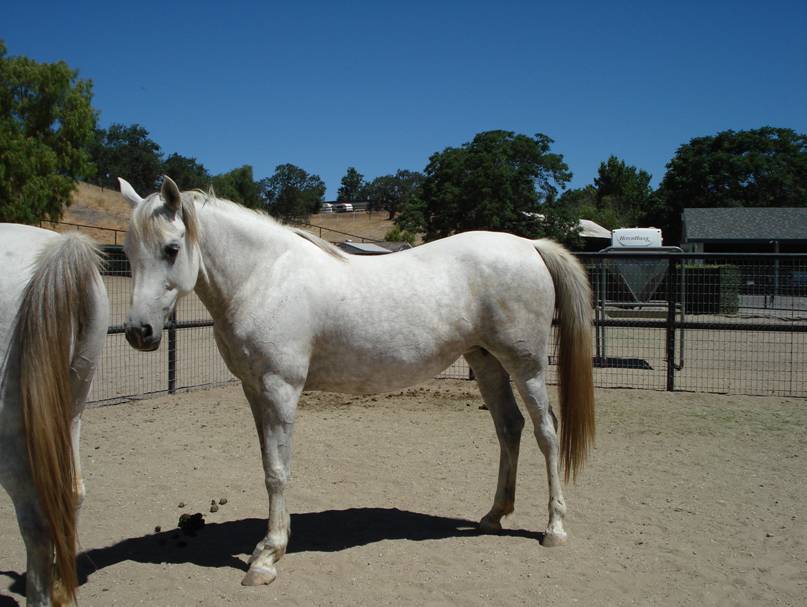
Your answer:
[336,241,413,255]
[681,207,807,254]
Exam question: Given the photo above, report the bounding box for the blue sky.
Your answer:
[4,1,806,199]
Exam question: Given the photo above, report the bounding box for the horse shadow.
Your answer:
[1,508,543,598]
[77,507,543,579]
[0,576,22,607]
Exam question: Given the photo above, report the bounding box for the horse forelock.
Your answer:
[130,192,199,248]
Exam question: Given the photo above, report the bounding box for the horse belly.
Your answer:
[305,338,467,394]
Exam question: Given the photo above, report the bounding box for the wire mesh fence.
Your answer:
[580,252,807,396]
[87,246,807,404]
[89,255,236,405]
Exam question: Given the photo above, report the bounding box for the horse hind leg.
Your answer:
[510,370,568,547]
[464,349,525,532]
[6,478,54,607]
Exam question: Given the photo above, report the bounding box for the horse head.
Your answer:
[120,175,201,351]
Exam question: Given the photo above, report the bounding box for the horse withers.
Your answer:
[0,225,108,607]
[120,176,595,587]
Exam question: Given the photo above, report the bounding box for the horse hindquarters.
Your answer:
[493,239,593,545]
[14,233,107,606]
[474,239,593,545]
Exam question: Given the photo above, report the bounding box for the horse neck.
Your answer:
[192,202,294,316]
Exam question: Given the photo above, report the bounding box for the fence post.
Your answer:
[597,258,607,361]
[665,255,678,391]
[168,308,177,394]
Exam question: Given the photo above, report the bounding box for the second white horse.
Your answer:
[120,176,595,587]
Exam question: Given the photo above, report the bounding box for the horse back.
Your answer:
[303,231,556,393]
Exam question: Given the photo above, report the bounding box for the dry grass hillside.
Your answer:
[302,211,398,242]
[47,182,397,245]
[40,182,132,244]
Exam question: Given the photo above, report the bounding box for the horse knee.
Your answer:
[264,465,289,491]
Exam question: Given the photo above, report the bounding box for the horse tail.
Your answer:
[17,232,105,605]
[533,239,595,482]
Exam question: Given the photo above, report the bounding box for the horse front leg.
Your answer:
[241,375,301,586]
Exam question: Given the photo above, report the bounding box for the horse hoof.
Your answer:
[542,531,568,547]
[241,566,277,586]
[478,515,502,533]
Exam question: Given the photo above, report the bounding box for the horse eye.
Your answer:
[164,243,180,262]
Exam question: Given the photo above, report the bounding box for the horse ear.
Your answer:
[118,177,144,208]
[161,175,182,213]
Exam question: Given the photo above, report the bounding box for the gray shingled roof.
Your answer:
[337,241,393,255]
[682,208,807,242]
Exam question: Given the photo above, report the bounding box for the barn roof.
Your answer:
[682,208,807,242]
[579,218,611,239]
[337,241,393,255]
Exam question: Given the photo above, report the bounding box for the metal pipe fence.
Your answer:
[88,247,807,405]
[440,252,807,397]
[40,220,127,245]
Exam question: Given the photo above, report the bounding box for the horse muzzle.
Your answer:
[124,321,161,351]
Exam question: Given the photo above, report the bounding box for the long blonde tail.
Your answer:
[17,233,104,605]
[534,239,595,482]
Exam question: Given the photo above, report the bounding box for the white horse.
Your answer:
[119,176,595,587]
[0,225,109,606]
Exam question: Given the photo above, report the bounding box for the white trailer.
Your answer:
[611,227,663,249]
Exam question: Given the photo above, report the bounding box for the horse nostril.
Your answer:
[142,323,153,339]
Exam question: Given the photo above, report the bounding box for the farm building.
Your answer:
[336,241,413,255]
[576,218,612,251]
[681,207,807,253]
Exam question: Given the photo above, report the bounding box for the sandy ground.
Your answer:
[1,380,805,606]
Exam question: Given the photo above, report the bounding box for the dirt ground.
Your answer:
[1,380,805,606]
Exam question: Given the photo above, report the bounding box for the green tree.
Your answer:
[0,42,97,223]
[88,123,163,194]
[260,163,326,221]
[383,225,417,245]
[337,166,367,202]
[534,192,584,249]
[560,185,623,232]
[393,193,427,235]
[416,130,575,241]
[659,127,807,242]
[366,169,425,219]
[594,156,656,223]
[561,156,659,231]
[162,153,210,190]
[211,165,262,208]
